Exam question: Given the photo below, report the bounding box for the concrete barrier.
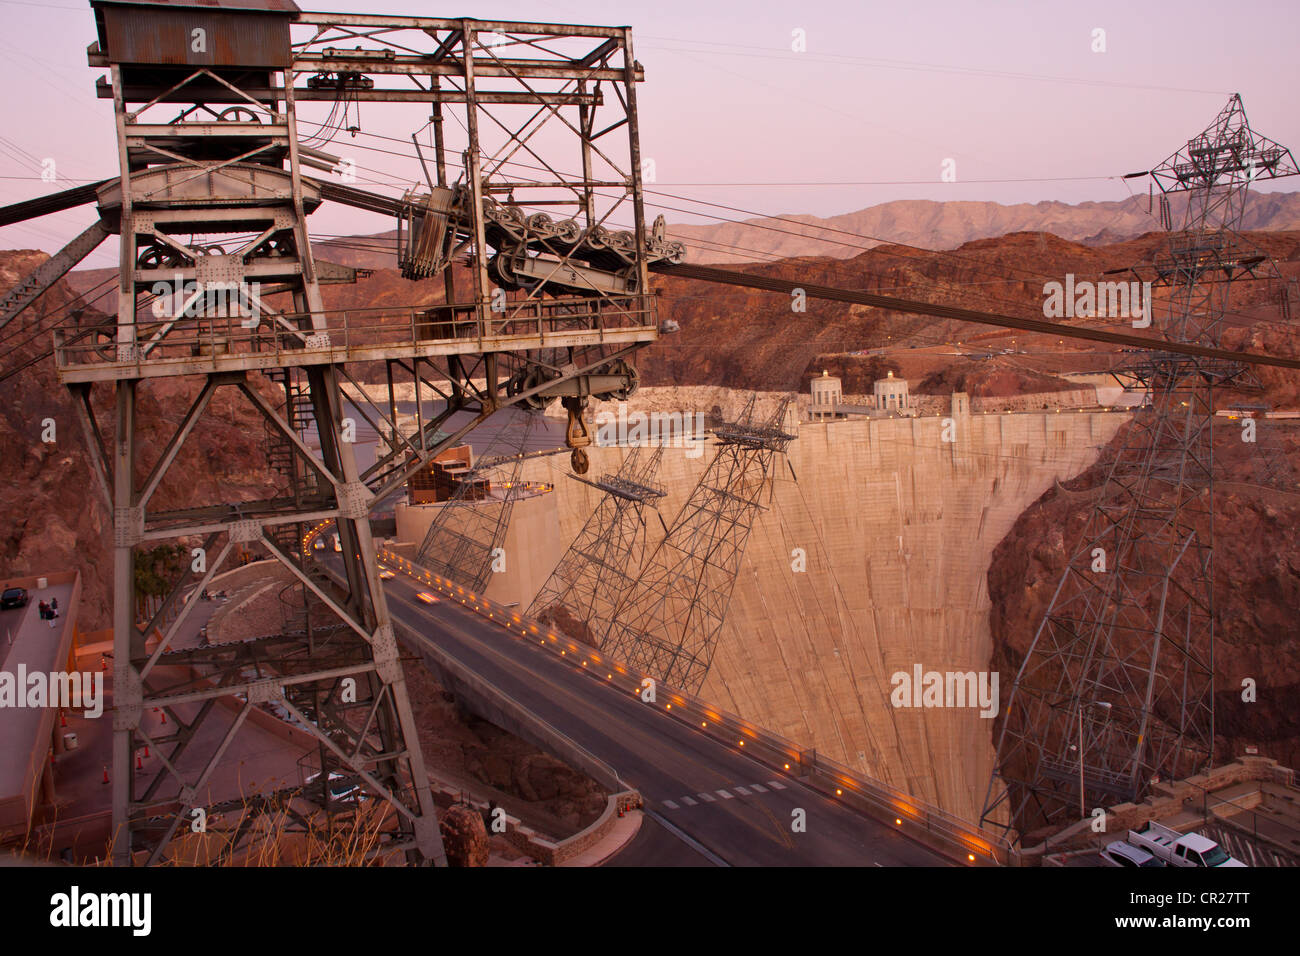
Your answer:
[428,784,642,866]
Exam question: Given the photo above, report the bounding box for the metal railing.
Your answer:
[52,294,658,375]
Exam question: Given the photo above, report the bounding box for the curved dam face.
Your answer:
[518,398,1125,824]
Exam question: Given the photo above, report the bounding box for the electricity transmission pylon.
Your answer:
[981,95,1299,840]
[602,396,795,693]
[528,442,667,643]
[415,413,539,593]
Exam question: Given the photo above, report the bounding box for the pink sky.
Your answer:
[1,0,1297,268]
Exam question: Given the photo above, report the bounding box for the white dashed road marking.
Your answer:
[663,781,791,809]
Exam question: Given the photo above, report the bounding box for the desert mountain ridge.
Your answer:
[56,190,1300,305]
[303,189,1300,268]
[667,190,1300,264]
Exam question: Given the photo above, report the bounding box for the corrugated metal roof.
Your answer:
[93,0,297,66]
[90,0,300,13]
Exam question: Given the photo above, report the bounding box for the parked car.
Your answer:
[1099,840,1165,868]
[1,587,29,610]
[1127,822,1245,867]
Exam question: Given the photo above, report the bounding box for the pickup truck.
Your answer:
[1127,822,1246,867]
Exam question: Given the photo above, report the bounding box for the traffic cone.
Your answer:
[143,745,149,758]
[60,711,67,728]
[135,753,143,773]
[101,765,109,785]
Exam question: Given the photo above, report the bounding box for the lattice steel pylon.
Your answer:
[527,443,667,644]
[601,396,795,693]
[415,413,539,593]
[981,95,1299,841]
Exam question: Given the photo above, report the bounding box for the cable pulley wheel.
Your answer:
[570,447,589,475]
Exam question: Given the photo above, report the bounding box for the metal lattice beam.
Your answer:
[601,396,794,693]
[18,4,677,866]
[414,413,540,593]
[527,443,667,643]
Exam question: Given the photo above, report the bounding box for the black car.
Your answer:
[1,587,29,610]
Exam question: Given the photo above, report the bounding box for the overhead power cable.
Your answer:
[652,262,1300,372]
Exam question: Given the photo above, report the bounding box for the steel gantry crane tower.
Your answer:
[14,0,670,864]
[980,95,1299,841]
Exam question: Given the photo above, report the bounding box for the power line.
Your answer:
[290,117,1171,293]
[654,261,1300,371]
[637,35,1232,97]
[633,177,1119,187]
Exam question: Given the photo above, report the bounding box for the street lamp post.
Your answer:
[1078,700,1113,818]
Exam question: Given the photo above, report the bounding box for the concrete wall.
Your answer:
[1030,756,1297,858]
[516,401,1127,824]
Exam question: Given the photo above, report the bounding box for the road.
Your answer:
[343,558,948,866]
